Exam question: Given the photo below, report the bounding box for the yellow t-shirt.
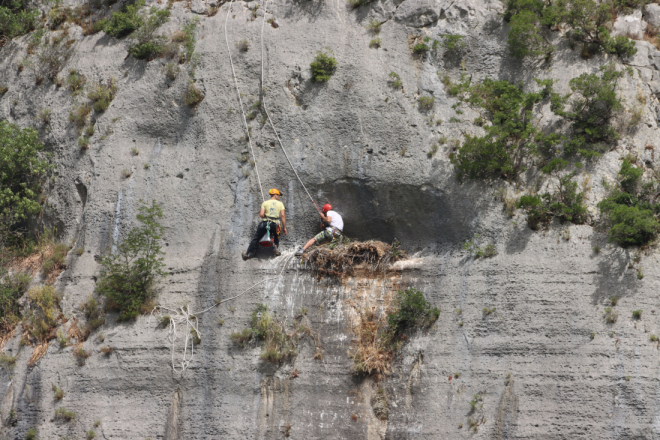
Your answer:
[262,200,285,225]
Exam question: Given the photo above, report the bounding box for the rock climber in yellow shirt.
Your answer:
[242,188,288,260]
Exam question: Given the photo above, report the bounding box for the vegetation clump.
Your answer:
[517,159,588,229]
[598,157,660,246]
[127,7,170,60]
[388,71,402,89]
[0,271,30,332]
[310,50,337,82]
[54,407,76,422]
[104,1,145,38]
[449,77,554,180]
[183,81,204,107]
[0,0,39,45]
[0,121,53,245]
[418,96,435,111]
[23,286,61,343]
[350,288,438,375]
[87,78,117,112]
[504,0,637,60]
[97,200,166,320]
[230,304,297,363]
[303,240,406,280]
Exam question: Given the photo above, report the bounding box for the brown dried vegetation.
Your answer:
[303,240,406,280]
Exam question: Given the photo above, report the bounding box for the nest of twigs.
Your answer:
[303,239,406,279]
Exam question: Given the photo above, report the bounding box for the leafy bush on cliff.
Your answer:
[104,1,145,38]
[386,288,439,335]
[0,0,39,44]
[97,200,166,320]
[0,121,53,245]
[310,50,337,82]
[598,158,660,246]
[551,64,627,157]
[504,0,554,59]
[127,7,170,60]
[449,77,555,180]
[517,159,588,229]
[0,271,30,331]
[504,0,637,59]
[230,304,296,363]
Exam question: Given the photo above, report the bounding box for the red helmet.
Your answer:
[322,204,332,213]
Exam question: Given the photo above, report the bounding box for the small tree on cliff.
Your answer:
[97,200,166,320]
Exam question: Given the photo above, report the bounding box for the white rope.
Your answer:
[150,254,295,372]
[225,0,265,202]
[259,1,322,215]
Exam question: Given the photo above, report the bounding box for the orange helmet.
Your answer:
[268,188,282,196]
[322,204,332,213]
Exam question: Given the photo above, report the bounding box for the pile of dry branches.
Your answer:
[303,240,406,279]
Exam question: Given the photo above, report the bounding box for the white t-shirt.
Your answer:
[326,210,343,232]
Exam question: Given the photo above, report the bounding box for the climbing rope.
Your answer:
[151,254,295,373]
[225,0,265,202]
[259,0,322,215]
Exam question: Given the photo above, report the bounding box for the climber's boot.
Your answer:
[242,251,254,261]
[272,245,281,256]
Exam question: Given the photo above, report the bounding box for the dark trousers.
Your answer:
[247,221,279,254]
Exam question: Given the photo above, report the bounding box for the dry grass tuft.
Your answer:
[28,341,49,366]
[303,240,406,280]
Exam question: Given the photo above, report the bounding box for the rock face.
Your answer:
[2,0,660,438]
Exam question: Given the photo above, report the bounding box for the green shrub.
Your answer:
[42,242,69,275]
[386,288,439,334]
[231,304,296,363]
[183,81,204,106]
[74,347,91,365]
[442,34,465,54]
[0,352,16,369]
[86,430,96,440]
[78,136,90,150]
[236,38,249,52]
[127,7,170,60]
[36,33,73,80]
[632,309,642,319]
[552,64,627,157]
[52,384,64,400]
[0,271,30,330]
[598,158,660,246]
[88,78,117,112]
[418,96,435,111]
[347,0,375,8]
[604,306,618,323]
[449,77,552,180]
[0,1,39,42]
[104,1,145,38]
[66,69,86,94]
[69,103,91,129]
[600,203,659,246]
[388,71,402,89]
[517,159,588,229]
[24,286,60,342]
[97,200,165,320]
[80,295,105,334]
[25,428,37,440]
[310,50,337,82]
[366,18,381,33]
[54,407,76,422]
[0,121,52,244]
[369,37,381,48]
[179,18,198,62]
[413,43,429,54]
[505,0,637,59]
